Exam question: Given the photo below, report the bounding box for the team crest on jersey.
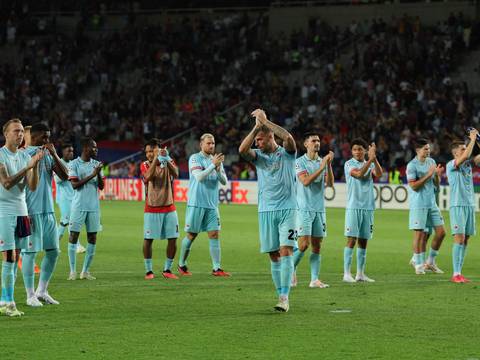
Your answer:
[28,242,33,248]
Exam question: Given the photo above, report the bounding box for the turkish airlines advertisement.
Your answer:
[99,179,480,212]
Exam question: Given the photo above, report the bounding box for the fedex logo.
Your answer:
[219,181,249,204]
[173,180,250,204]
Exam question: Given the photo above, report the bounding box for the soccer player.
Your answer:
[343,139,383,283]
[178,133,230,277]
[293,133,334,288]
[407,138,445,275]
[67,137,104,280]
[55,144,86,253]
[239,109,297,312]
[23,123,69,307]
[446,129,480,283]
[141,139,179,280]
[0,119,42,316]
[18,125,41,274]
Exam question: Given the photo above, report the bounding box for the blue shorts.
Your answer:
[449,206,476,236]
[57,199,72,225]
[184,206,220,233]
[297,210,326,238]
[70,210,102,233]
[144,211,179,240]
[258,209,297,253]
[0,216,29,252]
[345,209,374,240]
[409,207,444,230]
[26,213,59,252]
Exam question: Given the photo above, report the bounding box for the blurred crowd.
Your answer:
[1,8,479,181]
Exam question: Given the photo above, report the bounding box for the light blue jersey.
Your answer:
[446,159,475,207]
[68,157,103,211]
[0,147,31,216]
[55,158,74,204]
[296,154,325,212]
[253,147,297,212]
[344,158,375,210]
[25,146,55,215]
[187,152,225,209]
[406,157,437,209]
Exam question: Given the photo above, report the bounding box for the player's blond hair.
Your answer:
[200,133,215,143]
[2,118,22,135]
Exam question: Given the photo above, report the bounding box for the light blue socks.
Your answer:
[357,248,367,274]
[280,255,294,297]
[1,261,15,303]
[68,243,77,273]
[452,243,462,275]
[343,247,353,274]
[21,252,36,297]
[270,260,281,295]
[293,248,305,268]
[37,249,59,294]
[209,239,221,270]
[179,237,192,267]
[81,243,96,273]
[144,258,153,273]
[310,253,320,282]
[427,248,438,264]
[164,258,174,272]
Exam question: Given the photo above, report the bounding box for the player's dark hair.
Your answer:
[303,132,320,142]
[144,138,160,150]
[81,137,94,148]
[414,138,429,150]
[61,143,73,150]
[30,122,50,135]
[351,138,368,149]
[450,140,465,152]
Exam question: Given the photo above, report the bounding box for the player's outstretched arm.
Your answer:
[46,143,68,180]
[238,123,261,162]
[252,109,296,153]
[456,129,478,168]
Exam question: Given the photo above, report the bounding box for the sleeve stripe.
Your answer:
[297,170,308,176]
[191,166,203,171]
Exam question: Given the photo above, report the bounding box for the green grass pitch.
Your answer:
[3,201,480,360]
